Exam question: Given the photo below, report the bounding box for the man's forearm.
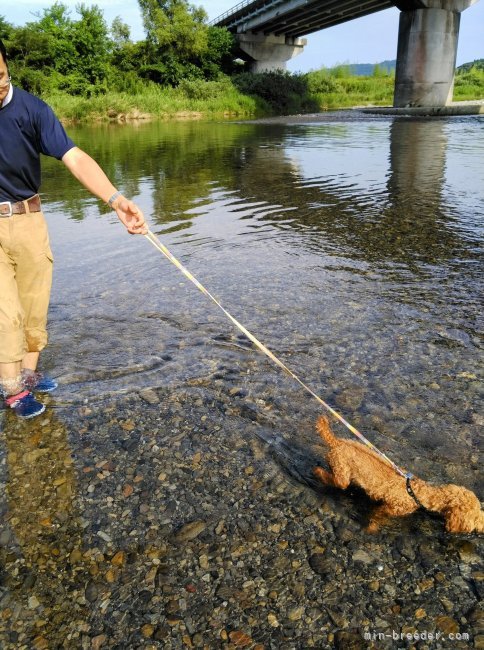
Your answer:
[62,147,117,204]
[61,146,147,235]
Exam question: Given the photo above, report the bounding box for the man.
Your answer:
[0,39,147,418]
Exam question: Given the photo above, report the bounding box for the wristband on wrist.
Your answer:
[107,190,122,208]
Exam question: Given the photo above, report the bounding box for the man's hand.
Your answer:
[112,196,148,235]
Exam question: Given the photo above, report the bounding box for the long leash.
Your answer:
[144,230,419,492]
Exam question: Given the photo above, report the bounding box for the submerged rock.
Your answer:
[173,520,207,543]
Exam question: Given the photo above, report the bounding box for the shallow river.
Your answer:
[0,111,482,648]
[37,113,482,485]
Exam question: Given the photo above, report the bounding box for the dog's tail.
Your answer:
[316,415,338,446]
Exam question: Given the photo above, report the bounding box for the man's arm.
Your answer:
[62,147,147,235]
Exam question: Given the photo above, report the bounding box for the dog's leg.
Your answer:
[313,467,339,487]
[366,502,416,533]
[326,453,352,490]
[366,507,389,533]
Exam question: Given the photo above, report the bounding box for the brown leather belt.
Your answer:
[0,194,42,217]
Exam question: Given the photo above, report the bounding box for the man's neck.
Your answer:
[1,83,13,108]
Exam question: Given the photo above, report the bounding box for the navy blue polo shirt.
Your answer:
[0,87,75,202]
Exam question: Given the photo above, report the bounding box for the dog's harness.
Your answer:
[406,475,426,510]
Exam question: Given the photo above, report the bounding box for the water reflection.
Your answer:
[375,117,458,268]
[41,118,481,270]
[221,119,472,271]
[388,118,447,200]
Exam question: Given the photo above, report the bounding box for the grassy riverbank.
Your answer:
[305,68,394,110]
[45,67,484,123]
[44,71,396,123]
[43,72,396,123]
[453,64,484,101]
[45,80,260,123]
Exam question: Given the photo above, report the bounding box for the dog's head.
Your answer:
[442,486,484,534]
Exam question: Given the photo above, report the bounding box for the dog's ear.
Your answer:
[445,510,466,533]
[441,486,483,534]
[445,507,480,534]
[473,510,484,534]
[478,512,484,534]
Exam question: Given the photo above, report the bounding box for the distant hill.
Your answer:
[335,59,482,76]
[457,59,484,73]
[347,60,396,76]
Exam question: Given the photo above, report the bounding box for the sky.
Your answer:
[2,0,483,71]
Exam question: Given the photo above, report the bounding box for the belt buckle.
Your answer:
[0,201,13,217]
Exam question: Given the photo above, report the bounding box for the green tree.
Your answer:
[111,16,131,45]
[138,0,210,84]
[69,4,110,86]
[197,26,236,77]
[6,3,112,96]
[3,0,245,99]
[139,0,208,56]
[0,15,13,40]
[109,15,146,91]
[35,2,76,73]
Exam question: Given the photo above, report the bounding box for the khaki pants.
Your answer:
[0,210,53,363]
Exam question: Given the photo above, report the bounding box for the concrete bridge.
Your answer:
[211,0,479,107]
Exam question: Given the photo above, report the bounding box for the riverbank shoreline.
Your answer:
[241,100,484,125]
[58,100,484,126]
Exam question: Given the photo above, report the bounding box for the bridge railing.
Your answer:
[209,0,259,25]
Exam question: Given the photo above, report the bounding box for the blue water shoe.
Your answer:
[23,371,58,393]
[5,391,46,419]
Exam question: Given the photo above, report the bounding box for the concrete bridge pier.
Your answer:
[237,32,307,72]
[394,0,477,107]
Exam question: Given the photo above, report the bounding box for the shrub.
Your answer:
[107,70,149,94]
[10,66,52,96]
[178,77,232,100]
[232,71,317,113]
[453,65,484,100]
[306,69,343,94]
[55,72,103,97]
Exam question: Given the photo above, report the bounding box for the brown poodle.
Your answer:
[313,416,484,534]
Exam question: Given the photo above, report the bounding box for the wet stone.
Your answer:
[287,606,305,621]
[139,389,160,405]
[141,623,155,638]
[173,520,207,543]
[335,387,366,411]
[85,581,99,603]
[352,549,373,564]
[334,631,364,649]
[308,554,333,576]
[0,530,13,545]
[91,635,107,650]
[434,616,460,635]
[395,535,416,561]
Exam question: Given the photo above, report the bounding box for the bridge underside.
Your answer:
[214,0,478,107]
[216,0,394,38]
[216,0,477,107]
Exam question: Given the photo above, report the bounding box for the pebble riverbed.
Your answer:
[0,382,482,649]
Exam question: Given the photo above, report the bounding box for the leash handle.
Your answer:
[145,230,410,480]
